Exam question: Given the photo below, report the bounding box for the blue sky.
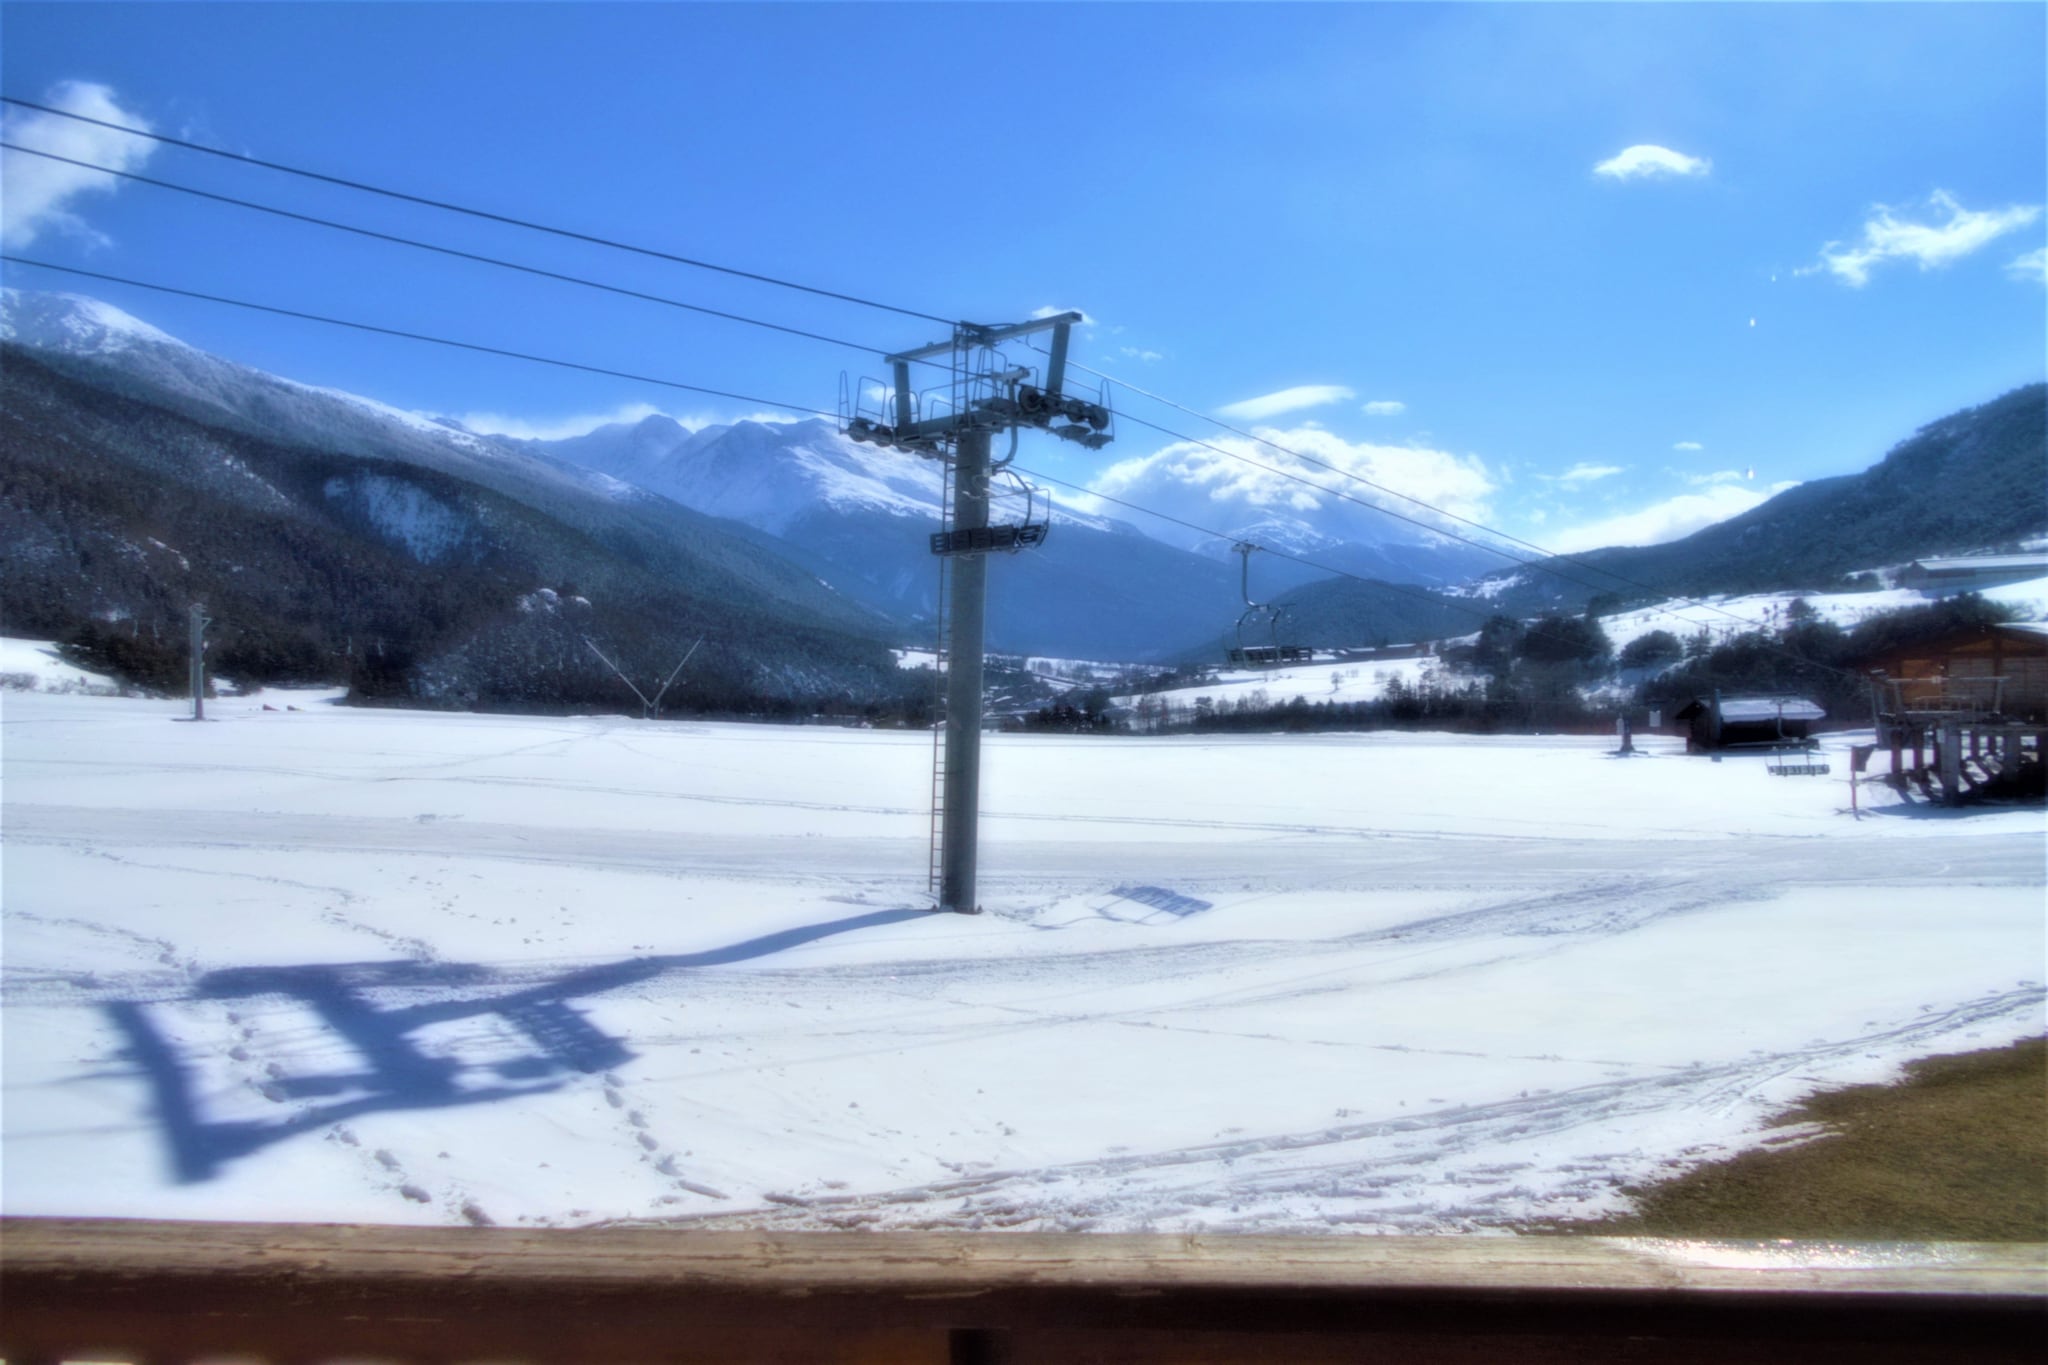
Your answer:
[4,2,2043,555]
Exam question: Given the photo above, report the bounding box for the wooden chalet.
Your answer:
[1854,620,2048,724]
[1852,621,2048,802]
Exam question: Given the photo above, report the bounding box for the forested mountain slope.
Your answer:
[1471,384,2048,617]
[0,348,910,711]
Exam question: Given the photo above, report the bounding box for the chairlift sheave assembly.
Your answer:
[838,309,1115,461]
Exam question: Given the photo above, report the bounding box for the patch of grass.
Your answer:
[1559,1037,2048,1241]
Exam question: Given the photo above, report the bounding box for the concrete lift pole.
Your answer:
[845,311,1113,914]
[188,603,211,721]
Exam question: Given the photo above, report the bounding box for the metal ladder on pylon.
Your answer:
[926,462,952,897]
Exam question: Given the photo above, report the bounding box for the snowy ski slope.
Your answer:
[3,683,2041,1233]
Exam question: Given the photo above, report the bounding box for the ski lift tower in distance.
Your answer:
[842,311,1113,913]
[1227,542,1311,667]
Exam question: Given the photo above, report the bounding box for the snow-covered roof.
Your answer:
[1715,696,1826,722]
[1906,554,2048,572]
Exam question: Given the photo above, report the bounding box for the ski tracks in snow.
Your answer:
[645,985,2046,1235]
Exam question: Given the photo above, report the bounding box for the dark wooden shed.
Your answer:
[1673,692,1825,750]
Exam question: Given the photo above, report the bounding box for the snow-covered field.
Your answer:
[3,683,2042,1234]
[1591,575,2048,657]
[0,637,124,695]
[1116,654,1441,711]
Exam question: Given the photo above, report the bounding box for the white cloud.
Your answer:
[1081,425,1495,549]
[2009,246,2048,284]
[1673,440,1704,452]
[1030,305,1097,326]
[1119,346,1164,363]
[1683,469,1752,487]
[1811,191,2043,287]
[1216,384,1355,422]
[1548,462,1625,487]
[1593,144,1710,181]
[457,402,669,441]
[1544,480,1796,555]
[1,81,158,250]
[1361,399,1406,417]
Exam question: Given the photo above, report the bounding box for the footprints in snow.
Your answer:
[600,1071,728,1204]
[323,1124,494,1224]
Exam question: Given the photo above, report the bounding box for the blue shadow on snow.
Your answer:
[104,907,932,1183]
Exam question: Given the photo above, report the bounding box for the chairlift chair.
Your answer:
[929,467,1051,557]
[1224,542,1310,668]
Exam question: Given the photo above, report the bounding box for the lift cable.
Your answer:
[0,257,840,420]
[0,143,930,366]
[0,120,1841,644]
[0,144,1733,630]
[0,95,954,327]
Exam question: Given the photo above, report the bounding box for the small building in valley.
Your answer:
[1673,692,1825,750]
[1895,554,2048,596]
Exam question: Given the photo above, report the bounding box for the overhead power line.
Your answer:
[0,142,913,364]
[0,95,954,327]
[0,256,838,420]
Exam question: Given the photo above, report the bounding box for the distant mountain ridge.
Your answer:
[520,413,1272,661]
[1180,384,2047,652]
[517,412,1520,659]
[1527,384,2047,608]
[8,288,2036,687]
[0,290,1512,666]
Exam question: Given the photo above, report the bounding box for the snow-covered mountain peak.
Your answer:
[1190,515,1346,560]
[0,288,648,511]
[0,288,186,356]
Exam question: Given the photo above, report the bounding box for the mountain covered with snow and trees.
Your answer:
[0,290,910,713]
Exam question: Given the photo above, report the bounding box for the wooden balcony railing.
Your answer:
[2,1218,2043,1363]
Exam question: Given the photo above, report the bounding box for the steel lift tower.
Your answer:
[843,311,1113,913]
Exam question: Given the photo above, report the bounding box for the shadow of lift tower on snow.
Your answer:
[104,908,932,1183]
